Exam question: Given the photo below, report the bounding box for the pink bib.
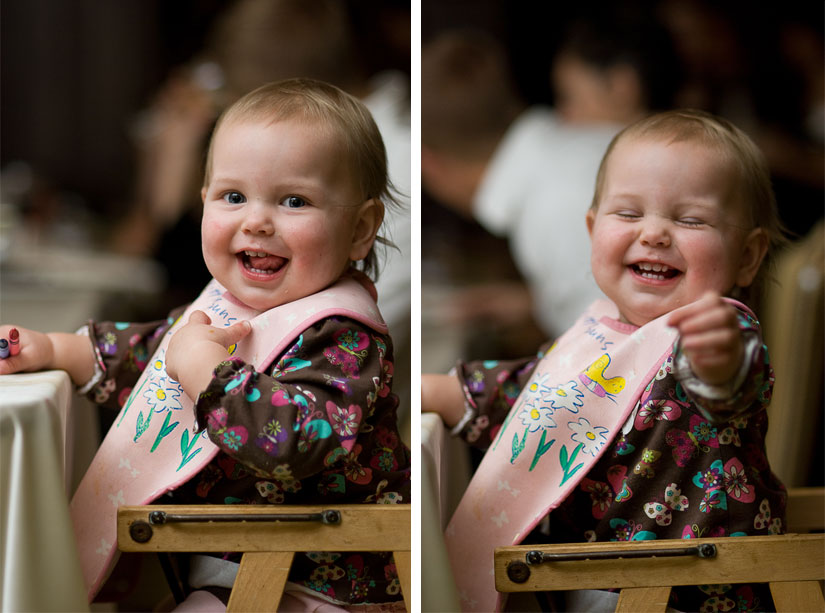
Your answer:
[445,300,678,612]
[71,275,386,601]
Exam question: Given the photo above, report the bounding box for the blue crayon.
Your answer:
[0,339,8,359]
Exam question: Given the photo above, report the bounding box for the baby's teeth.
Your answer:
[638,262,668,272]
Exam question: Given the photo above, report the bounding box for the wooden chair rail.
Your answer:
[117,504,411,612]
[495,534,825,613]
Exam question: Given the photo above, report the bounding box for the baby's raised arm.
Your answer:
[0,325,95,386]
[666,292,745,386]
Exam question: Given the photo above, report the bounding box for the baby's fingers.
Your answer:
[0,350,46,376]
[672,303,739,337]
[0,327,47,375]
[683,349,741,376]
[667,291,723,328]
[679,325,744,385]
[188,310,211,325]
[0,354,24,375]
[679,327,740,355]
[221,320,252,348]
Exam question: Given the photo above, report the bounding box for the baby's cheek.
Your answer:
[201,219,231,251]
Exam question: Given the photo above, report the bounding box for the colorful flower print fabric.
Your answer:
[85,312,410,606]
[452,307,786,612]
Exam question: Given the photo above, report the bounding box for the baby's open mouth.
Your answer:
[240,250,287,274]
[631,262,681,280]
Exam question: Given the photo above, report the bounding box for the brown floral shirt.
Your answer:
[452,306,786,612]
[86,306,410,605]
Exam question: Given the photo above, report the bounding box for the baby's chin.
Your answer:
[616,303,671,327]
[214,280,287,311]
[228,284,329,312]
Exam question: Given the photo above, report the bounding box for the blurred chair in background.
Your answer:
[762,221,824,487]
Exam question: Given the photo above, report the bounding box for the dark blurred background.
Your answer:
[1,0,228,222]
[1,0,408,228]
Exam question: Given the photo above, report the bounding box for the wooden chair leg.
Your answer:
[226,551,294,613]
[615,586,671,613]
[769,580,825,612]
[393,550,411,612]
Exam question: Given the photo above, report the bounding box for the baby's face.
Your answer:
[201,118,371,310]
[586,136,764,326]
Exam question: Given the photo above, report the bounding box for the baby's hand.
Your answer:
[166,310,251,398]
[667,292,744,386]
[0,326,53,376]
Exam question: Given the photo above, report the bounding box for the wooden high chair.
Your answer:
[117,504,411,612]
[494,487,825,613]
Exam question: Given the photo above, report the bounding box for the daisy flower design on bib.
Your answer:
[568,417,609,456]
[544,380,584,414]
[142,350,183,413]
[518,402,556,432]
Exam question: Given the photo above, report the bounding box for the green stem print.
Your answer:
[559,443,585,485]
[150,411,180,452]
[529,430,556,472]
[134,408,153,442]
[493,401,519,452]
[178,428,203,471]
[510,427,529,464]
[117,377,148,428]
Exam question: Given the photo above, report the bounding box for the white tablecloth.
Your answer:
[0,371,89,612]
[421,412,470,613]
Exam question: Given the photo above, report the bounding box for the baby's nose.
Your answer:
[241,201,274,234]
[639,219,671,247]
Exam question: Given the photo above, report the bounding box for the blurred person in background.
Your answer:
[551,8,682,126]
[421,8,681,342]
[421,28,608,341]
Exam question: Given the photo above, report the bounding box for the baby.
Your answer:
[2,78,410,612]
[422,109,786,612]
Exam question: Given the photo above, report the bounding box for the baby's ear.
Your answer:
[349,198,385,262]
[585,208,596,237]
[736,227,769,288]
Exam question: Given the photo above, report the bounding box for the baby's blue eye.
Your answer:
[223,191,246,204]
[283,196,307,209]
